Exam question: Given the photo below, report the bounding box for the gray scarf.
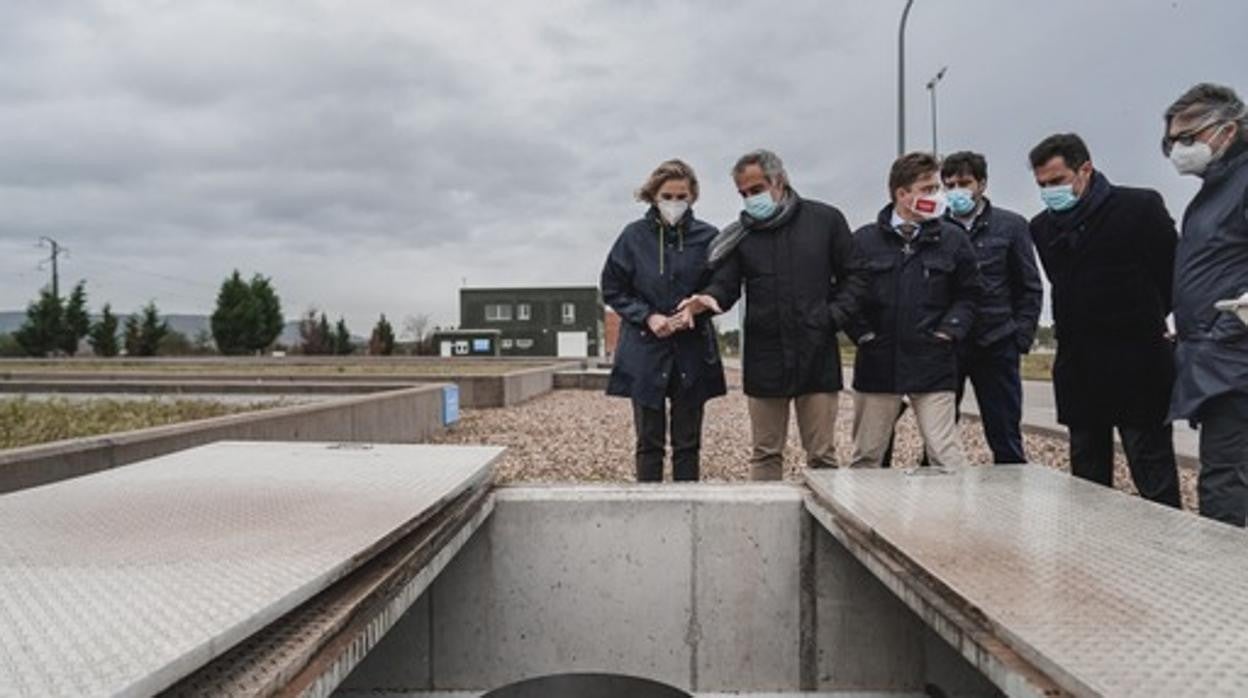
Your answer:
[707,189,799,267]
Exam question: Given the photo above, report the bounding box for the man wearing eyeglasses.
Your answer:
[1028,133,1182,506]
[1164,83,1248,526]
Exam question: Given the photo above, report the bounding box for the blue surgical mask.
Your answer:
[1040,184,1078,212]
[743,191,778,220]
[946,188,976,216]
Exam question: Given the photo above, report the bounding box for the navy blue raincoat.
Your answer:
[601,208,727,409]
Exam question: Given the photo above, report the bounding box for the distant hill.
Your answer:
[0,312,309,348]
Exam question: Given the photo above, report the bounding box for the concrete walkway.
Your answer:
[959,379,1200,466]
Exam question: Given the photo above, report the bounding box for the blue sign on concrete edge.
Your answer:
[442,385,460,426]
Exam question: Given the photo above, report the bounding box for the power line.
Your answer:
[78,256,316,316]
[84,258,221,292]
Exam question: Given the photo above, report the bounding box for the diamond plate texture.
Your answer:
[0,441,500,698]
[806,465,1248,698]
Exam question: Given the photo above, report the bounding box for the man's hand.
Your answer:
[647,314,674,338]
[677,294,723,316]
[667,307,694,333]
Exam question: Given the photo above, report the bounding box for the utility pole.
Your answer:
[926,66,948,156]
[897,0,916,156]
[39,236,66,299]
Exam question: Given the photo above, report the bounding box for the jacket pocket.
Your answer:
[863,256,896,305]
[974,237,1010,275]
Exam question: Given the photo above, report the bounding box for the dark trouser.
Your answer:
[955,338,1026,464]
[633,399,705,482]
[1196,392,1248,527]
[1068,423,1181,507]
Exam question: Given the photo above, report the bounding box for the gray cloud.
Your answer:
[1,0,1244,333]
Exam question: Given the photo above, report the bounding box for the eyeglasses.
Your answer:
[1161,120,1223,155]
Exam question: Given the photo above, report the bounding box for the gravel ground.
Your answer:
[431,373,1198,512]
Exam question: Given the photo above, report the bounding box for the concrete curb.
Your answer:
[0,384,450,493]
[0,362,579,408]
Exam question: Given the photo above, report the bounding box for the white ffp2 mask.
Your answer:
[657,200,689,226]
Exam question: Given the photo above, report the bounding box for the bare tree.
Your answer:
[402,313,430,343]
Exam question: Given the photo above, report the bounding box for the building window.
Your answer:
[484,304,512,322]
[515,338,534,350]
[517,303,531,321]
[561,303,576,324]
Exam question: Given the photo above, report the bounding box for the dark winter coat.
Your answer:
[601,208,727,409]
[1171,144,1248,420]
[949,200,1044,351]
[701,194,865,398]
[1029,172,1177,427]
[849,206,982,394]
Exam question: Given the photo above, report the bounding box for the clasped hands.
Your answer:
[645,294,723,339]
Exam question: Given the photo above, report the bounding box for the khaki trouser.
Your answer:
[851,392,965,468]
[747,392,840,480]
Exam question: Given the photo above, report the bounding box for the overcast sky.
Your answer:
[1,0,1244,335]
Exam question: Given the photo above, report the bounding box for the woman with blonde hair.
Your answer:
[600,159,727,481]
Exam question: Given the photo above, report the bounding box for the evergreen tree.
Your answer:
[211,271,286,355]
[60,281,90,355]
[369,314,396,356]
[123,314,142,356]
[14,288,64,357]
[247,275,284,352]
[125,303,168,357]
[89,303,121,357]
[319,314,332,347]
[333,318,353,355]
[210,271,251,355]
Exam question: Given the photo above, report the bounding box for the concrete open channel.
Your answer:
[0,358,1241,697]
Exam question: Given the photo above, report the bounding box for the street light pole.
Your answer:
[897,0,915,156]
[926,66,948,156]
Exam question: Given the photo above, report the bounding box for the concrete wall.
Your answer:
[337,486,1000,696]
[551,369,610,391]
[0,380,408,395]
[0,384,449,493]
[0,356,554,370]
[0,364,574,408]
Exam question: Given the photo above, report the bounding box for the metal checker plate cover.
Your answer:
[0,441,500,698]
[805,465,1248,698]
